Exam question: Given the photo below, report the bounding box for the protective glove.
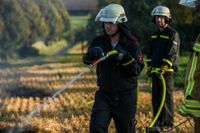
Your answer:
[113,46,127,60]
[88,47,104,59]
[112,47,136,67]
[160,65,169,75]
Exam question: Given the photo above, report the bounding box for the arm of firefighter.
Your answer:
[119,42,144,76]
[83,54,93,65]
[146,35,153,67]
[162,32,180,69]
[83,38,104,65]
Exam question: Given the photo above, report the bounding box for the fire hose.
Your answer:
[52,50,118,98]
[10,50,119,133]
[144,67,193,132]
[144,68,167,133]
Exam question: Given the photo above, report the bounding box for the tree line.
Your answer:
[0,0,70,60]
[0,0,199,60]
[86,0,200,55]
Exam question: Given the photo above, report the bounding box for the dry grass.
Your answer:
[67,41,88,54]
[0,61,194,133]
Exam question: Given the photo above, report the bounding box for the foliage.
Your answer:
[174,53,190,88]
[85,0,200,54]
[70,16,90,30]
[18,0,48,43]
[0,0,31,51]
[51,0,71,32]
[34,0,66,44]
[63,16,90,44]
[0,0,70,60]
[121,0,156,52]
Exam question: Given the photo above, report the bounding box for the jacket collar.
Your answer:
[104,33,128,45]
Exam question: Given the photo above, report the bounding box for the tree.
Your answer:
[124,0,199,52]
[121,0,159,52]
[162,0,198,51]
[18,0,48,43]
[51,0,71,32]
[35,0,65,44]
[86,0,198,53]
[0,0,31,59]
[0,17,5,40]
[0,0,71,60]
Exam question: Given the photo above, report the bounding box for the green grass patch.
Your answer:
[70,15,90,30]
[174,53,190,88]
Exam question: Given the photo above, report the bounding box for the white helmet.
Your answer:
[179,0,199,8]
[95,4,128,24]
[151,6,171,19]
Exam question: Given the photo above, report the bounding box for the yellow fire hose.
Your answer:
[144,68,167,133]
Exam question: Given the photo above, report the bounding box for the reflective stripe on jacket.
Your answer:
[179,41,200,118]
[147,26,180,71]
[83,34,144,93]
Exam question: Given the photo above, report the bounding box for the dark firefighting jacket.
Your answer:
[83,34,144,93]
[147,26,180,71]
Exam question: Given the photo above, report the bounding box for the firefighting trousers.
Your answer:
[152,72,174,126]
[90,89,137,133]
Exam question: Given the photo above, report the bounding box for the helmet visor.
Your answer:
[179,0,197,8]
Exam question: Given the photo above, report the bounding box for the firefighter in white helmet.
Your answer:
[178,0,200,132]
[151,6,172,23]
[83,4,144,133]
[147,5,180,129]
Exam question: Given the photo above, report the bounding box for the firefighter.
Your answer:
[147,5,180,129]
[178,0,200,132]
[83,4,144,133]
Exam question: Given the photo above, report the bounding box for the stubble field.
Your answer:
[0,59,193,133]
